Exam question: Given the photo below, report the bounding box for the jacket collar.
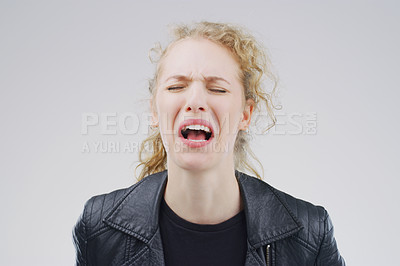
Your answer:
[104,170,302,248]
[236,171,302,248]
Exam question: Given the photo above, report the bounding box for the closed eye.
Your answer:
[167,86,184,91]
[209,88,227,93]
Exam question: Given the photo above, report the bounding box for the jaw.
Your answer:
[167,146,234,174]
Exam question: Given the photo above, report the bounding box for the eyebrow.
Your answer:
[164,75,231,85]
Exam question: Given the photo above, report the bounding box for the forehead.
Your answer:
[159,38,241,83]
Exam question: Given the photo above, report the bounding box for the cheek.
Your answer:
[156,96,182,133]
[211,101,243,135]
[213,97,243,126]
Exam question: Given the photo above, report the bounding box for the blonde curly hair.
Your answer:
[136,21,278,181]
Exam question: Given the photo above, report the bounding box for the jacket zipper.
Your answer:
[266,244,270,266]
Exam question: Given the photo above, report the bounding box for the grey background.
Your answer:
[1,0,399,265]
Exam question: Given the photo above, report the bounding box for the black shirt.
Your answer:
[159,197,248,266]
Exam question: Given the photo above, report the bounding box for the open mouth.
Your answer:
[181,125,212,142]
[178,119,214,147]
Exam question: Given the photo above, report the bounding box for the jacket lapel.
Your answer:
[236,171,303,265]
[104,171,168,265]
[236,171,303,249]
[104,170,302,265]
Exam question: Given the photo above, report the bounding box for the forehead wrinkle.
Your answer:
[164,74,192,83]
[202,75,231,85]
[163,74,232,85]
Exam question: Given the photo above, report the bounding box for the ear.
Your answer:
[150,98,159,127]
[238,99,254,130]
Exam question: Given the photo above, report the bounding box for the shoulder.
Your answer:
[240,172,330,253]
[240,172,327,222]
[261,179,345,264]
[72,184,133,264]
[267,179,328,225]
[269,183,330,252]
[76,186,131,241]
[239,173,345,264]
[78,171,166,237]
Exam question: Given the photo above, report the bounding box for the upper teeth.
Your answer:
[183,125,211,133]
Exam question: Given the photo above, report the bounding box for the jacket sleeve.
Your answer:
[315,210,346,266]
[73,205,88,266]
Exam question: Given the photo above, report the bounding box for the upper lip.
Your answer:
[178,119,214,136]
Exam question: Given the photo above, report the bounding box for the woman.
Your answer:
[73,21,345,266]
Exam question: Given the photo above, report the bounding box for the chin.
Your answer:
[174,153,217,172]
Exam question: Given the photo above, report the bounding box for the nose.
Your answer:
[184,82,207,113]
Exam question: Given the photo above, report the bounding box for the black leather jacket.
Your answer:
[73,171,345,265]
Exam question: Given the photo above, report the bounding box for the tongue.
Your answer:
[187,130,206,141]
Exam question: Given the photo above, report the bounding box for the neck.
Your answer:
[163,163,243,225]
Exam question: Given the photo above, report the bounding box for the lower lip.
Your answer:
[179,135,214,148]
